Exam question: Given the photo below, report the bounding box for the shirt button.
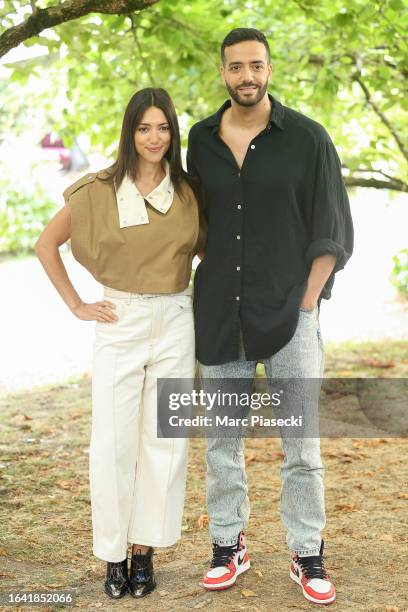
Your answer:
[236,266,241,271]
[236,235,241,240]
[237,205,242,210]
[236,296,240,301]
[250,144,255,149]
[237,172,241,177]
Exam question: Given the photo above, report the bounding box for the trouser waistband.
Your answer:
[103,285,193,300]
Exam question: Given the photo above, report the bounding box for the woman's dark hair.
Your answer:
[102,87,200,203]
[221,28,271,64]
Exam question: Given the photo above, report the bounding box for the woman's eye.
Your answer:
[138,127,149,133]
[160,126,170,132]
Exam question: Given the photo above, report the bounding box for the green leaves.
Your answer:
[0,178,57,254]
[1,0,407,191]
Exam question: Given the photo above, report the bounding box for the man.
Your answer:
[187,28,353,605]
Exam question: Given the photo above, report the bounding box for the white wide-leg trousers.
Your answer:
[90,286,195,562]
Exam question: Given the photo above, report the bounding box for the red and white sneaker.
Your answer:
[290,540,335,605]
[202,531,250,591]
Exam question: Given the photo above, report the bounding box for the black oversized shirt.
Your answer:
[187,94,353,365]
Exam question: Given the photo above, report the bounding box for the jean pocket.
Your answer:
[173,295,193,311]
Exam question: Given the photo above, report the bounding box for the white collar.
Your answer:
[115,160,174,228]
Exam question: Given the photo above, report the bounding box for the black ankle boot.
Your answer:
[128,547,156,598]
[104,559,128,599]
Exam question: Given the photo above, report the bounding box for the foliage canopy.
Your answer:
[1,0,407,191]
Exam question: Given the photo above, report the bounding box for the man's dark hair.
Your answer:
[221,28,271,64]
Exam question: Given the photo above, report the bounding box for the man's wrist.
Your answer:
[300,290,320,309]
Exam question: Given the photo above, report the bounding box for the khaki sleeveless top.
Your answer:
[63,168,206,293]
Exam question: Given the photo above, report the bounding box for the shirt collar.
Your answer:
[115,160,174,229]
[205,93,285,132]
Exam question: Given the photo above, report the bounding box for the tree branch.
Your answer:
[0,0,160,59]
[128,13,155,85]
[344,175,408,192]
[346,166,404,183]
[353,73,408,163]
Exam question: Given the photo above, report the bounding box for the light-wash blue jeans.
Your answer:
[199,307,325,556]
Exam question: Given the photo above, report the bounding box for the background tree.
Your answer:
[1,0,407,191]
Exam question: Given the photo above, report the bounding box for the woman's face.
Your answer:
[134,106,171,163]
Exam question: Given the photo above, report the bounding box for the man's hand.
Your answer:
[301,253,337,310]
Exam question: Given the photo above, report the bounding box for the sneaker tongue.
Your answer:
[299,555,326,579]
[211,542,237,567]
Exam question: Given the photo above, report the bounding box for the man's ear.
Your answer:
[220,63,225,84]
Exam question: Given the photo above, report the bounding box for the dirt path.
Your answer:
[1,357,408,612]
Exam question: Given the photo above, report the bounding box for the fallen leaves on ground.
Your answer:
[197,514,209,529]
[363,359,395,369]
[333,503,359,512]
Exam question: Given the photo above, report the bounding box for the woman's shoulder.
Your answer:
[63,167,113,204]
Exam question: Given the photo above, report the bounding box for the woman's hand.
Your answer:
[71,300,118,322]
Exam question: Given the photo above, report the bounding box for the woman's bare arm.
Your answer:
[35,206,117,322]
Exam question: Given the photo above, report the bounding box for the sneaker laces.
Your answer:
[210,542,238,568]
[297,554,328,580]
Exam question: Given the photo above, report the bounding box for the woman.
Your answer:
[35,88,206,599]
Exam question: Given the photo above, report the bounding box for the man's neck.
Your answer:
[228,93,272,130]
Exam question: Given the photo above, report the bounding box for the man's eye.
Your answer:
[253,65,263,70]
[230,66,240,72]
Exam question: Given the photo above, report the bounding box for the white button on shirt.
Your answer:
[115,160,174,229]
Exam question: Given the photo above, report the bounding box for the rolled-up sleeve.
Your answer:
[305,136,354,273]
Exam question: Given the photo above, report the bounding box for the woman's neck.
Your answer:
[134,158,165,185]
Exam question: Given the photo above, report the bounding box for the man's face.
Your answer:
[221,40,272,107]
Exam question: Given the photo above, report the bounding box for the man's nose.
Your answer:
[241,65,253,81]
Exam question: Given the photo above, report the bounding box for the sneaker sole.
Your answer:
[290,570,336,605]
[202,560,251,591]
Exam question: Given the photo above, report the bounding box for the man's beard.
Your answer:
[226,81,268,107]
